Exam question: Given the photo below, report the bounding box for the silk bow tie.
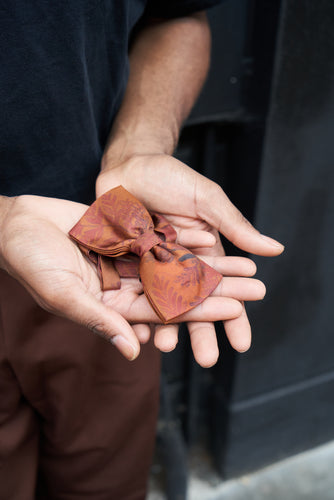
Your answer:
[69,186,222,323]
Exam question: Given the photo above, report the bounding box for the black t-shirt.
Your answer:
[0,0,222,203]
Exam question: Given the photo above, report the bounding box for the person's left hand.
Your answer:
[0,194,259,364]
[96,154,275,367]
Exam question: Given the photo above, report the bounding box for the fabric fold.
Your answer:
[69,186,222,323]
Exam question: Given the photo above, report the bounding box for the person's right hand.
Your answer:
[0,195,264,364]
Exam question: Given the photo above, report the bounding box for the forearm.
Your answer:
[101,12,211,169]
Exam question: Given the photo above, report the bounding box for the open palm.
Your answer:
[96,153,281,366]
[1,194,257,364]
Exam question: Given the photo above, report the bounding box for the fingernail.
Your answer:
[260,234,284,249]
[110,335,138,361]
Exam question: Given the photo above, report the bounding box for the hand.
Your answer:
[0,195,260,363]
[96,154,283,366]
[156,216,260,367]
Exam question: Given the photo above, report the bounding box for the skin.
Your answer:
[0,194,265,364]
[96,13,284,366]
[0,12,283,367]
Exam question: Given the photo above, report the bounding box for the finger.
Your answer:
[132,323,151,344]
[198,256,257,276]
[187,322,219,368]
[210,277,266,301]
[48,286,141,361]
[175,228,216,248]
[101,158,284,256]
[124,296,243,323]
[196,179,284,256]
[154,324,179,352]
[190,228,226,258]
[224,303,252,352]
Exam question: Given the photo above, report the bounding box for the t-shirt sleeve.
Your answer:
[144,0,225,18]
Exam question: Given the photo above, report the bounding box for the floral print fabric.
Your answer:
[69,186,222,323]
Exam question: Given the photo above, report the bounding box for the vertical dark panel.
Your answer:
[152,0,334,493]
[212,0,334,477]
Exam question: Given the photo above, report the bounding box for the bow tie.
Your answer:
[69,186,222,323]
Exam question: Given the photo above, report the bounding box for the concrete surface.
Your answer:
[148,440,334,499]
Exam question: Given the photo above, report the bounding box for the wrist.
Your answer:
[96,151,176,198]
[101,122,178,171]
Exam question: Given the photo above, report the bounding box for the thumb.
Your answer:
[196,177,284,256]
[52,288,141,361]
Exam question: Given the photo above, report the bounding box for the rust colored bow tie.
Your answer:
[69,186,222,323]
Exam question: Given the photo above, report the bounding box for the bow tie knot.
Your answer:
[130,231,162,257]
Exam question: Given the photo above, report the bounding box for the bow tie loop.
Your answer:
[129,231,162,257]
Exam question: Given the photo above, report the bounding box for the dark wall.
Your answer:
[214,0,334,477]
[156,0,334,496]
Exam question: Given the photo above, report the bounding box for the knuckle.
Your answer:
[228,212,253,245]
[206,180,223,201]
[86,319,103,332]
[86,320,108,338]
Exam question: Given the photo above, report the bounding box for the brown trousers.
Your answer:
[0,270,161,500]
